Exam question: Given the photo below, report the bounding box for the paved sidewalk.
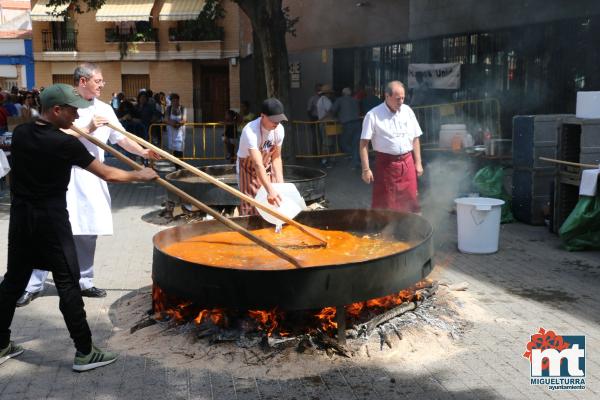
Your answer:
[0,157,598,399]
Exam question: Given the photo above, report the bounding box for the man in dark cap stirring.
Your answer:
[0,83,157,371]
[236,98,287,215]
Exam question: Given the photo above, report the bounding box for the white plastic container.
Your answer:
[439,124,468,148]
[454,197,505,254]
[576,91,600,119]
[255,182,306,226]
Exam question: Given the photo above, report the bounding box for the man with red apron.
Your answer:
[359,81,424,213]
[237,98,287,216]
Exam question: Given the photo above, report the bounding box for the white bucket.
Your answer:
[454,197,505,254]
[255,183,306,226]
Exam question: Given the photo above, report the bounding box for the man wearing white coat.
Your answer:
[16,63,158,306]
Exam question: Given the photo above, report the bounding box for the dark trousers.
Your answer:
[0,200,92,354]
[342,120,362,166]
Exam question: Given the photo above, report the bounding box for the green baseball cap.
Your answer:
[40,83,92,109]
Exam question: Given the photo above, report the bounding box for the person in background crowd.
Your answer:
[359,80,424,213]
[110,92,119,111]
[332,87,362,169]
[353,84,367,102]
[11,94,22,117]
[223,109,239,163]
[158,92,168,109]
[237,100,256,133]
[360,86,382,115]
[0,83,157,372]
[0,94,9,133]
[116,99,145,142]
[236,98,287,216]
[135,91,160,141]
[151,92,166,147]
[146,89,155,105]
[2,93,18,116]
[316,84,335,166]
[16,62,160,307]
[165,93,187,160]
[306,83,321,121]
[20,92,39,120]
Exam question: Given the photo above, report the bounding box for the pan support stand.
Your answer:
[336,305,346,344]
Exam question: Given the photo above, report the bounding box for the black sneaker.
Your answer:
[81,287,107,298]
[16,291,42,307]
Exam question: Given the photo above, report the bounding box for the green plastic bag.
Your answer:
[559,195,600,251]
[472,165,514,223]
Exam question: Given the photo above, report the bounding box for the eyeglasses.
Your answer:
[87,78,106,85]
[26,96,33,99]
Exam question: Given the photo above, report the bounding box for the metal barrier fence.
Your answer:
[288,98,501,159]
[413,98,501,145]
[148,122,237,161]
[146,99,500,161]
[287,120,346,159]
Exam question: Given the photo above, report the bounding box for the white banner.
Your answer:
[407,63,461,89]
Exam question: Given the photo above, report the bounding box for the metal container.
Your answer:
[152,209,434,310]
[165,164,327,206]
[488,139,512,157]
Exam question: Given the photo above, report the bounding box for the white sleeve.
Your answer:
[106,104,126,144]
[240,125,259,150]
[276,125,285,146]
[360,111,375,140]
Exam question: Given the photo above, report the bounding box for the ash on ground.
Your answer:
[108,283,472,378]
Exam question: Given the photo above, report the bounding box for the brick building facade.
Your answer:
[31,0,242,122]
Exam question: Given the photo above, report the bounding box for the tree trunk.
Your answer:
[234,0,291,112]
[252,30,267,110]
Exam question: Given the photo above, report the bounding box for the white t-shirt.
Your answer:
[237,117,284,157]
[360,102,422,155]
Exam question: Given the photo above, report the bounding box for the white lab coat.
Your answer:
[66,98,125,235]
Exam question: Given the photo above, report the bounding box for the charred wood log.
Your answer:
[358,301,417,337]
[130,316,157,334]
[313,330,351,358]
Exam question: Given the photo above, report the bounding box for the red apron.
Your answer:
[372,151,420,213]
[238,146,276,216]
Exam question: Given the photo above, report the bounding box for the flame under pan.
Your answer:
[152,209,434,310]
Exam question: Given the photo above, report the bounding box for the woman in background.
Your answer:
[20,92,40,120]
[165,93,187,160]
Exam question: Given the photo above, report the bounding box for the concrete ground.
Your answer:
[0,156,598,399]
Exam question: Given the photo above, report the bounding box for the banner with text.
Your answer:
[407,63,461,89]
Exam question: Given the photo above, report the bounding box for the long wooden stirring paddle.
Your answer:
[68,125,305,269]
[105,122,328,247]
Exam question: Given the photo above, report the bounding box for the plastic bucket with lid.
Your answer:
[454,197,505,254]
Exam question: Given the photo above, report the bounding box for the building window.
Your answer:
[53,74,74,85]
[122,74,150,99]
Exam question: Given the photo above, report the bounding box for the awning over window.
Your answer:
[0,65,18,78]
[159,0,205,21]
[95,0,154,22]
[30,0,68,22]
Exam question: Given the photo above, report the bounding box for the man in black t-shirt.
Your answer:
[0,84,157,372]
